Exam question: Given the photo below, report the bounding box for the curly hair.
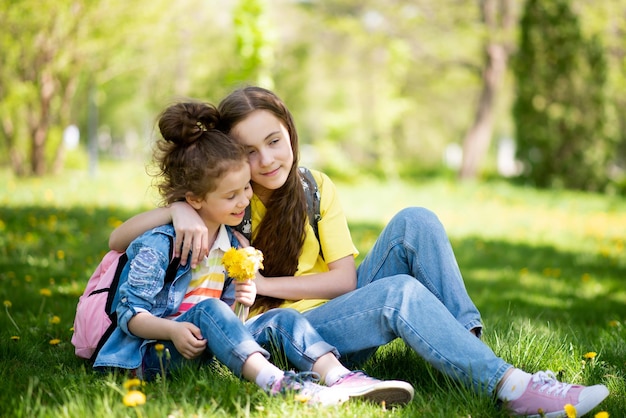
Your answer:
[152,101,247,205]
[219,87,308,312]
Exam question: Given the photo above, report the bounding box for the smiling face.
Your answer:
[229,110,294,203]
[186,162,252,231]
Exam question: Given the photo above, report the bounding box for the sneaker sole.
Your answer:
[344,381,415,406]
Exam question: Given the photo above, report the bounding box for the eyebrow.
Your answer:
[264,131,281,141]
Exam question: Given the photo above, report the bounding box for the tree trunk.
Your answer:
[459,0,514,180]
[459,43,508,179]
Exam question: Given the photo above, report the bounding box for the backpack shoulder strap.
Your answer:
[234,167,323,258]
[299,167,323,259]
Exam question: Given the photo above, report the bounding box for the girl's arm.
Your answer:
[109,202,209,268]
[253,254,357,300]
[128,313,207,359]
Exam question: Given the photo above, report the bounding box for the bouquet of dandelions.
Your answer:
[222,246,264,322]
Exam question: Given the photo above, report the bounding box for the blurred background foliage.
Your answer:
[1,0,625,193]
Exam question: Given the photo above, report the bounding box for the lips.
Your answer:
[261,167,280,177]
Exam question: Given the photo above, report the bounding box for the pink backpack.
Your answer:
[72,242,178,361]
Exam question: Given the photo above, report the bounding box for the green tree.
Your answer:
[0,0,89,176]
[513,0,613,191]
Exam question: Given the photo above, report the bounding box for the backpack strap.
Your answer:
[234,167,323,258]
[298,167,323,259]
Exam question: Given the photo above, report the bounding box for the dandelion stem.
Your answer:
[5,306,21,333]
[234,302,249,323]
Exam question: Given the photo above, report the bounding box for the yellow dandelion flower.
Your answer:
[608,320,619,327]
[155,343,165,353]
[57,250,65,260]
[40,288,52,297]
[3,300,11,308]
[69,327,74,332]
[123,378,143,390]
[49,338,61,345]
[583,352,597,360]
[594,411,609,418]
[581,273,591,283]
[10,336,20,341]
[49,315,61,325]
[24,275,32,282]
[122,390,146,407]
[222,247,263,281]
[564,403,577,418]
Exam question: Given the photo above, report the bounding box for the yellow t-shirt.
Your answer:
[249,169,358,314]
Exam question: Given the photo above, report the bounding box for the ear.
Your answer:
[185,192,203,210]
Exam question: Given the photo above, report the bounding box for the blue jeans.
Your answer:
[356,207,483,335]
[142,299,338,380]
[303,275,512,395]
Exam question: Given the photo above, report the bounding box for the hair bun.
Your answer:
[159,101,221,146]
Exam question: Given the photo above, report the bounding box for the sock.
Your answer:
[323,365,351,386]
[255,364,284,391]
[496,368,532,401]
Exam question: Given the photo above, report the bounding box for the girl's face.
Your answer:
[230,110,294,201]
[186,163,252,232]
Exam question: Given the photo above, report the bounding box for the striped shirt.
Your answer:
[167,225,232,318]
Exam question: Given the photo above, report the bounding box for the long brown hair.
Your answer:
[153,101,247,205]
[218,86,307,312]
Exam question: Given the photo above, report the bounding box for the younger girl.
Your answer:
[95,101,414,407]
[110,90,609,417]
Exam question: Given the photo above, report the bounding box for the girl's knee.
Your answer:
[399,207,439,224]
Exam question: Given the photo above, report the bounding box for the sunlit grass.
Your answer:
[1,163,624,417]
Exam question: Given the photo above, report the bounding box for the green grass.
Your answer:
[1,161,625,417]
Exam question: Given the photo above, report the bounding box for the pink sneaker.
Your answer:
[268,371,349,407]
[329,371,414,406]
[505,370,609,418]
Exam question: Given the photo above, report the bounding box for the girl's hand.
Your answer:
[169,321,207,359]
[170,202,208,268]
[234,279,256,307]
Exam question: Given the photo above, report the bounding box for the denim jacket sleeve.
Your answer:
[116,229,175,337]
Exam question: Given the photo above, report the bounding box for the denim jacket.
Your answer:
[93,223,238,370]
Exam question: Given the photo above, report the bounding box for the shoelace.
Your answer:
[532,370,573,397]
[334,370,371,384]
[273,371,321,393]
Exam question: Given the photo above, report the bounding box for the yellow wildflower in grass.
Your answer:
[563,403,576,418]
[24,275,32,283]
[40,288,52,297]
[123,378,143,390]
[155,343,165,353]
[123,390,146,407]
[49,339,61,345]
[594,412,609,418]
[49,315,61,325]
[583,352,597,360]
[608,320,619,327]
[11,336,20,341]
[57,250,65,260]
[564,403,577,418]
[4,300,11,308]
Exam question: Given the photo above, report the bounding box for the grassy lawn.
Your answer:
[1,161,624,417]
